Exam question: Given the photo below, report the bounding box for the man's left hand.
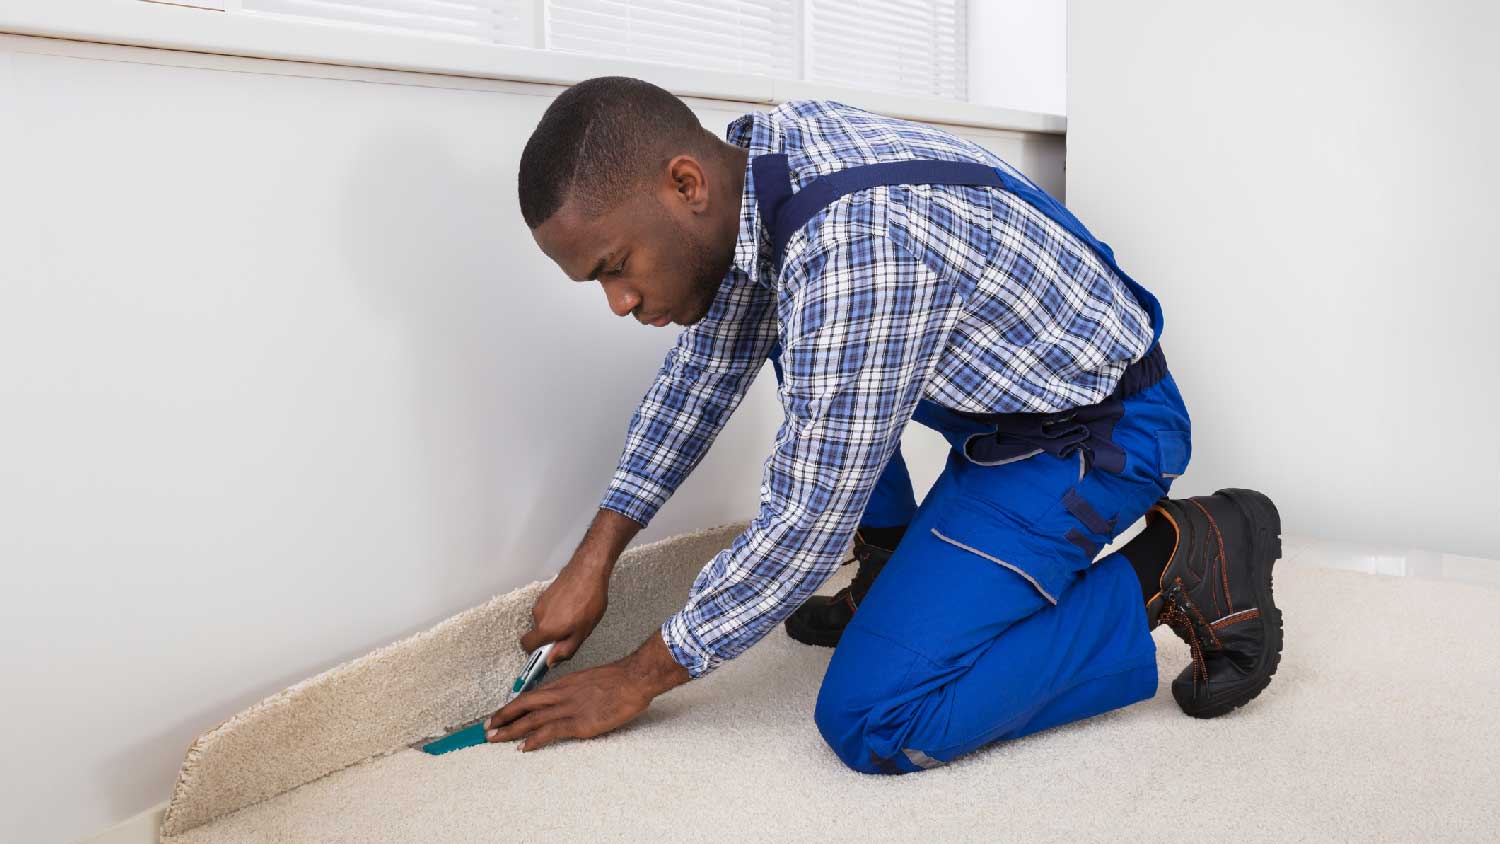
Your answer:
[484,628,691,752]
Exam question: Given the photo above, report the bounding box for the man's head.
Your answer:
[519,76,747,327]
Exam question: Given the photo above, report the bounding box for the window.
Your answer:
[807,0,965,100]
[547,1,798,79]
[186,0,969,101]
[239,0,535,46]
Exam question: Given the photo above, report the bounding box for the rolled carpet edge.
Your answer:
[159,519,753,839]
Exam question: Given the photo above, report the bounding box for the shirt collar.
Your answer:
[726,111,779,291]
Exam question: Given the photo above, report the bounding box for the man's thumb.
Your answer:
[519,627,544,654]
[550,637,580,665]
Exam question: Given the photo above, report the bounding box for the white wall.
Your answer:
[969,0,1067,116]
[1067,1,1500,558]
[0,35,1063,844]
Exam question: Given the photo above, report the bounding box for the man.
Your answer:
[485,76,1284,773]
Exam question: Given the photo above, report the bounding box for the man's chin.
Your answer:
[679,296,709,325]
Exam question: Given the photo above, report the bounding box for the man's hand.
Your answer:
[520,557,609,661]
[520,508,642,662]
[484,629,691,751]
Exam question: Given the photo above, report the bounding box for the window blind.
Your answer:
[546,0,798,79]
[145,0,971,102]
[807,0,966,100]
[240,0,534,45]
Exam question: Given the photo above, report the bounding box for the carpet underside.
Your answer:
[160,524,1500,843]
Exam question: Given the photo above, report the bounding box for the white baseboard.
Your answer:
[76,801,166,844]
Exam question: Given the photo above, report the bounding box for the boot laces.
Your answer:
[839,540,891,612]
[1159,578,1223,698]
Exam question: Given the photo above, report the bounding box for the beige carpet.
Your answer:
[160,521,1500,843]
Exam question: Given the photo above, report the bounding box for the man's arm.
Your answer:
[485,235,956,751]
[660,232,958,679]
[598,271,778,529]
[515,274,775,661]
[514,506,644,662]
[570,506,645,581]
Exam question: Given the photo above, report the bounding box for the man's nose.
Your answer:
[602,281,640,318]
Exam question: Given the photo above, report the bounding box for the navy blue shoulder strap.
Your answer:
[753,154,1003,266]
[749,152,1163,352]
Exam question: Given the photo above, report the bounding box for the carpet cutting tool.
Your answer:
[419,641,557,755]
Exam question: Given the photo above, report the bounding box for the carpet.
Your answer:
[158,520,1500,843]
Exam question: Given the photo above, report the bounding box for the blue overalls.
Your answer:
[753,154,1194,774]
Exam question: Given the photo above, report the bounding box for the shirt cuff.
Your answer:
[660,611,724,680]
[598,469,672,528]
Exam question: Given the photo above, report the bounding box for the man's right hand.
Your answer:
[520,558,610,664]
[519,508,643,665]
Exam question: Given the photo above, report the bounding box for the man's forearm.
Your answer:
[623,628,693,694]
[572,507,645,580]
[584,508,692,691]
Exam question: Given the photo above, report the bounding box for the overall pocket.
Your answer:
[929,493,1065,607]
[946,441,1086,532]
[1156,429,1191,479]
[1030,422,1190,567]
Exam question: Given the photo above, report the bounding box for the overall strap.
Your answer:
[750,152,1164,351]
[753,153,1003,266]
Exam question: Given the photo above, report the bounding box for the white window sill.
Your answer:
[0,0,1065,135]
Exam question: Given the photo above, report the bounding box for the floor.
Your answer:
[153,526,1500,844]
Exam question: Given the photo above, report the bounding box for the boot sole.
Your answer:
[1171,487,1285,718]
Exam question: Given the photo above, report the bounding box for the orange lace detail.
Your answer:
[1159,576,1223,697]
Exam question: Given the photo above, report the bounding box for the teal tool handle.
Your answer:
[419,642,558,756]
[419,722,488,756]
[511,666,547,695]
[509,641,556,700]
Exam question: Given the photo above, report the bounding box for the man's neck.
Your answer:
[720,142,750,241]
[725,142,749,207]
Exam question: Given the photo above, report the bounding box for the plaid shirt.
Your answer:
[599,100,1153,679]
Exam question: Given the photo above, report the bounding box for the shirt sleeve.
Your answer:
[660,233,958,679]
[598,271,779,528]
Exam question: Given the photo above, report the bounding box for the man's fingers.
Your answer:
[523,628,577,659]
[550,636,579,666]
[519,627,542,653]
[487,687,563,729]
[519,719,578,752]
[489,708,560,743]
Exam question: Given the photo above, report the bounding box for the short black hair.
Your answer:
[518,76,712,229]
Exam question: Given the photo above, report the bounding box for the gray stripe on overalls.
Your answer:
[902,748,946,770]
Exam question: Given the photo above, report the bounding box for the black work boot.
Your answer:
[1143,488,1285,719]
[784,527,904,647]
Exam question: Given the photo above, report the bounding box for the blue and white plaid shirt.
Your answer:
[600,100,1153,679]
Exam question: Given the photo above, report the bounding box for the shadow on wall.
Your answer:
[334,126,641,598]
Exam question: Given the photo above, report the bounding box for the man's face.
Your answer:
[532,156,737,328]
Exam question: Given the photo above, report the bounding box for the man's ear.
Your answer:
[666,154,710,212]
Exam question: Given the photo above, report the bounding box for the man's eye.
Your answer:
[608,259,626,275]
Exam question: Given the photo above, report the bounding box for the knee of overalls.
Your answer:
[813,673,914,775]
[812,684,877,774]
[811,623,963,775]
[812,631,887,773]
